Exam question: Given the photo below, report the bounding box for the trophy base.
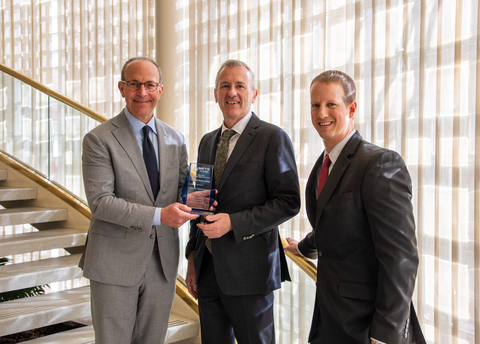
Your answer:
[190,209,214,216]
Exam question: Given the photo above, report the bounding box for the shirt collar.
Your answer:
[325,129,356,165]
[124,107,157,135]
[220,112,252,136]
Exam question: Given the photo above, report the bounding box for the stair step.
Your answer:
[0,207,68,226]
[0,186,38,201]
[20,312,199,343]
[0,169,8,181]
[0,228,87,256]
[21,325,95,344]
[0,254,83,292]
[0,286,91,337]
[166,312,200,343]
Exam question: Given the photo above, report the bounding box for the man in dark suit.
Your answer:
[185,60,301,344]
[285,70,425,344]
[80,57,199,344]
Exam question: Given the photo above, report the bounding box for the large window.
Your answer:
[2,0,480,343]
[0,0,156,300]
[169,1,480,343]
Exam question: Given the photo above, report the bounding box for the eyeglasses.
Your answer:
[120,81,161,92]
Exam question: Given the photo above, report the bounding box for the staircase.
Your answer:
[0,156,200,343]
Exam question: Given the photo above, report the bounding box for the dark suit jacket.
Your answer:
[185,113,300,296]
[298,132,425,344]
[80,111,187,286]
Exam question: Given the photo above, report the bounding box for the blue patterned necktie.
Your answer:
[143,126,160,197]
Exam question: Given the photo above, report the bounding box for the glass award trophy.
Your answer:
[181,163,215,216]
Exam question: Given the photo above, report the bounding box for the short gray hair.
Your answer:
[215,60,256,90]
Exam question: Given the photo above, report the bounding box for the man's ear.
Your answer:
[251,89,258,104]
[157,84,164,98]
[349,101,357,118]
[118,81,126,98]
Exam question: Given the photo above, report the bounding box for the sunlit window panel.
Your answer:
[174,0,480,343]
[2,0,480,342]
[0,0,156,299]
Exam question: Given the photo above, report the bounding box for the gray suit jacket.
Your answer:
[298,132,424,344]
[186,113,300,296]
[79,110,188,286]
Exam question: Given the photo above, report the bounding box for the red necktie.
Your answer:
[317,155,331,197]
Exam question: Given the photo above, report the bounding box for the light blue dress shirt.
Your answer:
[124,108,162,226]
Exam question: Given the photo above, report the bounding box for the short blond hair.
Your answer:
[311,70,356,105]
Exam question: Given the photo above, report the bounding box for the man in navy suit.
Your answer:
[185,60,300,343]
[285,70,425,344]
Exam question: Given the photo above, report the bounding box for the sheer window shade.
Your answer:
[171,1,480,343]
[1,0,155,116]
[0,0,156,302]
[2,0,480,343]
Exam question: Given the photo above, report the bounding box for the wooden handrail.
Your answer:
[0,150,92,219]
[176,275,199,314]
[175,238,318,316]
[281,237,317,282]
[0,62,318,290]
[0,63,108,124]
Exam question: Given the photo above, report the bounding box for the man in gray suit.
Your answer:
[185,60,301,343]
[80,57,199,344]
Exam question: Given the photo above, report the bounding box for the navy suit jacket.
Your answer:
[298,132,425,344]
[185,113,300,296]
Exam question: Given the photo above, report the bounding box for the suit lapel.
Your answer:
[217,114,259,191]
[305,155,323,227]
[110,112,155,203]
[156,118,171,205]
[314,132,362,226]
[314,153,349,226]
[208,129,222,166]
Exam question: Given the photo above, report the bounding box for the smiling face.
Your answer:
[214,66,258,128]
[118,59,164,124]
[310,81,357,152]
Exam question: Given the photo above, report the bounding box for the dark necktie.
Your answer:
[317,155,331,197]
[206,129,235,253]
[143,126,160,197]
[214,129,236,187]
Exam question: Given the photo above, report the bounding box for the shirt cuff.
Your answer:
[153,207,162,226]
[296,245,306,257]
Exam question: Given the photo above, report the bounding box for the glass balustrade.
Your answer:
[0,69,102,201]
[0,66,318,343]
[0,67,103,295]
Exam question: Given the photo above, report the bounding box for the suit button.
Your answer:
[150,234,155,239]
[318,251,323,257]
